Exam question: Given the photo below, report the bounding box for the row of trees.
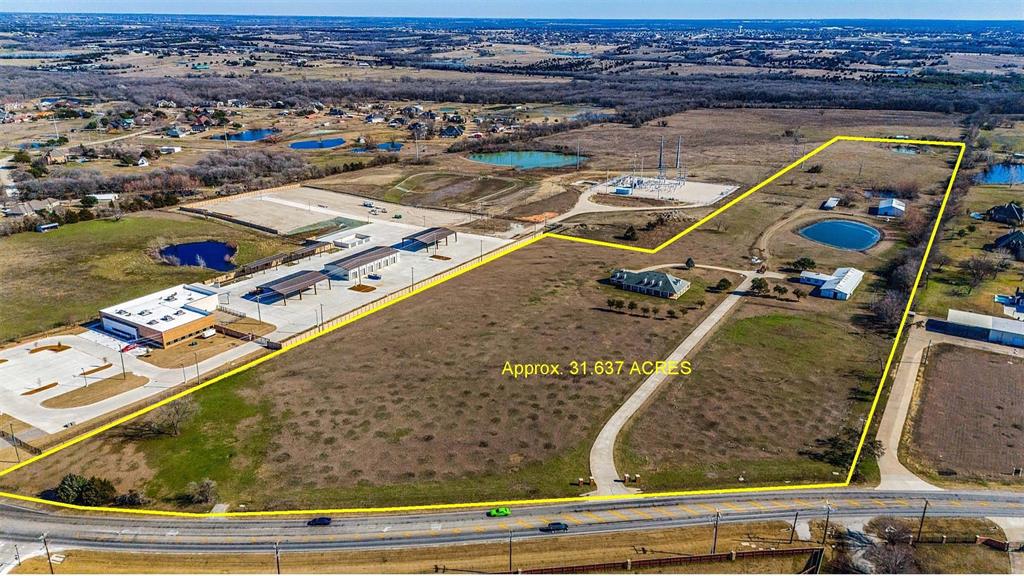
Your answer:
[50,473,217,507]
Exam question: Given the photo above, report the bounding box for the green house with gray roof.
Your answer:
[609,269,690,299]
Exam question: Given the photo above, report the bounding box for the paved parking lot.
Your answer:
[216,221,508,341]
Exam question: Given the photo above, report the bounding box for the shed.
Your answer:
[877,198,906,217]
[255,270,330,304]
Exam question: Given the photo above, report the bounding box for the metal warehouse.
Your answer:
[100,284,219,348]
[942,309,1024,348]
[324,246,400,280]
[799,267,864,300]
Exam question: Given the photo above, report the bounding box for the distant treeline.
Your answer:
[4,67,1023,126]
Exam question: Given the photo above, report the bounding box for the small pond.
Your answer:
[798,219,881,251]
[289,137,346,150]
[467,150,584,169]
[975,163,1024,185]
[212,128,279,142]
[159,241,237,271]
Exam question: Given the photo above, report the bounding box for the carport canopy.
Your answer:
[256,270,329,299]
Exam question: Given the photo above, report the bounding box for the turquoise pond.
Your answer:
[798,219,881,251]
[290,137,346,150]
[467,150,584,169]
[975,163,1024,185]
[212,128,279,142]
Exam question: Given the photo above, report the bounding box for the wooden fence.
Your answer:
[503,547,824,574]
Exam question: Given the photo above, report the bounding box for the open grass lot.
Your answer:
[11,522,812,574]
[915,182,1024,318]
[543,109,962,186]
[619,299,892,492]
[0,212,292,343]
[0,239,739,509]
[905,344,1024,485]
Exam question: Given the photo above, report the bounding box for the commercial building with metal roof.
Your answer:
[942,309,1024,348]
[324,246,400,280]
[609,269,690,300]
[100,284,218,348]
[799,267,864,300]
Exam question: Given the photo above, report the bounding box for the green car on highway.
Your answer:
[486,507,511,517]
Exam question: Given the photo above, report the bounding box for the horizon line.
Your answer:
[2,12,1022,22]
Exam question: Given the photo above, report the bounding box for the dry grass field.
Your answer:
[0,239,739,509]
[907,344,1024,483]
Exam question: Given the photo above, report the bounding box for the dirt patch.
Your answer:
[80,363,113,376]
[41,373,149,409]
[591,193,680,208]
[22,383,58,396]
[349,284,376,292]
[909,344,1024,482]
[29,344,70,354]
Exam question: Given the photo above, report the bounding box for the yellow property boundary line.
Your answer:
[0,136,966,518]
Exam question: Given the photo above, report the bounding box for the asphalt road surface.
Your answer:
[2,489,1022,554]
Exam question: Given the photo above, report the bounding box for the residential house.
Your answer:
[987,202,1024,227]
[609,269,690,300]
[439,125,464,138]
[993,230,1024,261]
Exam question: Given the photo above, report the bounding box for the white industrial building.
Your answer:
[324,246,400,280]
[334,233,372,249]
[877,198,906,217]
[100,284,219,348]
[944,309,1024,348]
[799,267,864,300]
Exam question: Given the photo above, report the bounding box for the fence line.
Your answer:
[278,232,541,348]
[511,547,824,574]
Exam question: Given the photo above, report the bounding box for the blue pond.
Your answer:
[213,128,279,142]
[159,241,237,271]
[349,143,404,153]
[468,150,584,169]
[799,219,881,251]
[290,137,346,150]
[975,163,1024,185]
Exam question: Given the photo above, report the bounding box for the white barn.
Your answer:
[799,267,864,300]
[877,198,906,217]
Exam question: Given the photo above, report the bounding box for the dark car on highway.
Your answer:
[541,521,569,533]
[307,517,332,526]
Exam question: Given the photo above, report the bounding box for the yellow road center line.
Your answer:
[676,505,700,515]
[722,502,745,512]
[629,508,653,519]
[747,501,767,511]
[844,499,861,507]
[582,511,606,523]
[515,519,534,529]
[871,499,888,507]
[697,503,718,513]
[562,514,584,525]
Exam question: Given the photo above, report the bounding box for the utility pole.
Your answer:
[41,535,54,575]
[274,541,281,574]
[193,352,200,381]
[10,423,21,462]
[507,529,513,573]
[821,502,833,545]
[119,349,126,379]
[181,364,187,384]
[790,510,799,544]
[711,510,720,554]
[658,136,665,179]
[320,303,325,330]
[916,499,929,544]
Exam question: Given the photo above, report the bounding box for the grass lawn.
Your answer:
[0,212,292,342]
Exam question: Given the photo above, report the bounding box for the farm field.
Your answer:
[0,238,739,509]
[0,212,293,342]
[906,344,1024,484]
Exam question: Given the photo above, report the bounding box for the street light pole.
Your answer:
[274,541,281,574]
[193,352,200,381]
[507,529,513,573]
[41,535,54,575]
